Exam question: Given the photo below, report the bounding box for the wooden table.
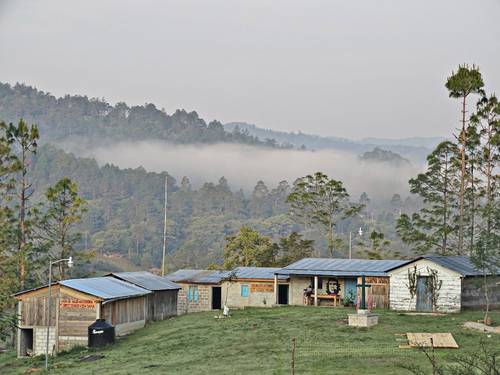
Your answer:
[317,294,342,306]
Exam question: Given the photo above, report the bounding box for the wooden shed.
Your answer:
[14,277,151,357]
[108,271,181,321]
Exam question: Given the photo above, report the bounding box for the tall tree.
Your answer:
[361,230,398,260]
[469,94,500,325]
[287,172,360,257]
[223,226,277,269]
[0,121,20,343]
[275,232,314,266]
[445,65,484,253]
[6,119,39,289]
[397,142,460,254]
[39,178,86,279]
[471,94,500,238]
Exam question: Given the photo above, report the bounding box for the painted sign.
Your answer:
[60,299,96,309]
[250,284,274,293]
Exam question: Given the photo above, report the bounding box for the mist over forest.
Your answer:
[83,141,418,199]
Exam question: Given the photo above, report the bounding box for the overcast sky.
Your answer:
[0,0,499,139]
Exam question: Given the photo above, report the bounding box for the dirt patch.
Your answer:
[463,321,500,334]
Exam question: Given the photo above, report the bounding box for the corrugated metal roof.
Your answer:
[108,271,181,291]
[276,258,407,277]
[60,277,151,300]
[165,269,226,284]
[391,256,500,277]
[230,267,288,280]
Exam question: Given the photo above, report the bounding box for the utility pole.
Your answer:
[161,175,168,276]
[349,231,352,259]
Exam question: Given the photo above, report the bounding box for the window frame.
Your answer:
[241,284,250,297]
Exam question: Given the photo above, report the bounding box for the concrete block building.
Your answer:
[165,269,226,314]
[275,258,406,308]
[221,267,289,308]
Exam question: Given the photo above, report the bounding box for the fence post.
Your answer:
[291,337,296,375]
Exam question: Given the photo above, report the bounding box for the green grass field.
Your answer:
[1,307,498,374]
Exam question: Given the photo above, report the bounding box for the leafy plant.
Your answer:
[425,267,443,312]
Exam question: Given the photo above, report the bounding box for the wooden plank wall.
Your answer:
[148,290,177,321]
[20,297,57,327]
[58,293,97,337]
[101,296,145,326]
[461,276,500,309]
[358,277,390,309]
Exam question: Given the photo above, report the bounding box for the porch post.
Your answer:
[314,276,318,306]
[274,274,278,304]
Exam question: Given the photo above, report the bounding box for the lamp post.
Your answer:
[349,227,363,259]
[45,256,74,370]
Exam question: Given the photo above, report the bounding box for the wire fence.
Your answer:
[286,338,474,374]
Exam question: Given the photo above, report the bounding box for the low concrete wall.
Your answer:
[115,319,146,336]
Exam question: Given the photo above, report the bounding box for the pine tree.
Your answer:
[445,65,484,253]
[397,142,461,254]
[6,119,39,289]
[287,172,361,257]
[39,178,87,279]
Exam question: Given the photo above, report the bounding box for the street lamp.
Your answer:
[45,256,74,370]
[349,227,363,259]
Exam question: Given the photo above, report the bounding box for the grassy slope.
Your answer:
[1,307,499,375]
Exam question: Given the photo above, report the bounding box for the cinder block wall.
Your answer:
[34,327,56,356]
[221,281,275,308]
[177,284,211,314]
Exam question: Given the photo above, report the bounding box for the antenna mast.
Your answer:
[161,175,168,276]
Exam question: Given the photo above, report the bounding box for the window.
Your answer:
[241,284,249,297]
[188,286,199,302]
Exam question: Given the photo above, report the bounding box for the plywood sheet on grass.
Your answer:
[406,333,459,349]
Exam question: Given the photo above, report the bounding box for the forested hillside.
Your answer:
[28,145,418,272]
[224,122,443,163]
[0,82,426,273]
[0,83,276,147]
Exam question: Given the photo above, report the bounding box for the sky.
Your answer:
[0,0,499,139]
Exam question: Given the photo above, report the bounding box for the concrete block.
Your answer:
[348,312,379,327]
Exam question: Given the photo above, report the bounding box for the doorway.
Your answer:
[212,286,222,309]
[416,276,432,312]
[19,328,33,357]
[278,284,289,305]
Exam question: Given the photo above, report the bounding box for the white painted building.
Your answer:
[388,256,500,313]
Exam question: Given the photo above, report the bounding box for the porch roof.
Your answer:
[275,258,407,277]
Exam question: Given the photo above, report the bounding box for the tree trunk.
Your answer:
[18,148,27,289]
[327,217,334,257]
[442,153,449,254]
[458,95,467,254]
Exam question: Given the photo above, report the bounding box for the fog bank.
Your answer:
[81,141,419,199]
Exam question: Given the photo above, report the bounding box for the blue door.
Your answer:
[344,278,357,304]
[416,277,432,312]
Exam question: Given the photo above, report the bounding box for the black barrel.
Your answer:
[88,319,115,348]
